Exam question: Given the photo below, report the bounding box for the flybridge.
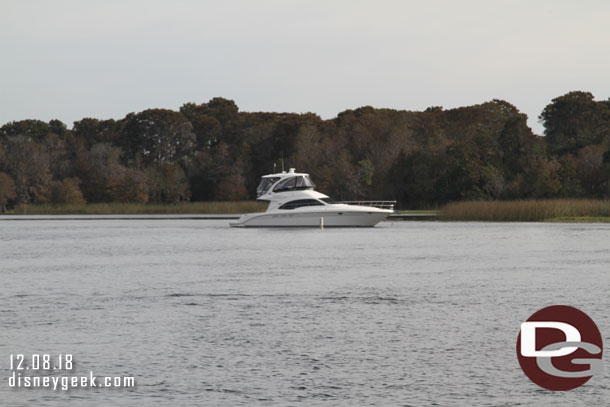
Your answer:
[256,168,316,198]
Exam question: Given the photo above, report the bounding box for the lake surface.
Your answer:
[1,220,609,406]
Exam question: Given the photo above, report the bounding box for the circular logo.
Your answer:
[516,305,603,391]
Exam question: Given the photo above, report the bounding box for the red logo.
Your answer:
[516,305,603,391]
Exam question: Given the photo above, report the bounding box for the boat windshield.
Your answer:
[273,175,315,193]
[256,177,280,197]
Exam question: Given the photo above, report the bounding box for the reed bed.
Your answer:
[11,201,268,215]
[440,199,610,222]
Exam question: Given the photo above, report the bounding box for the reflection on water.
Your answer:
[1,220,609,406]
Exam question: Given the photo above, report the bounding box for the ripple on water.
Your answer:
[1,220,609,406]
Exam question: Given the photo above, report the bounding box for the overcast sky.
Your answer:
[2,0,609,135]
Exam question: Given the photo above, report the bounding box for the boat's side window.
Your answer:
[298,175,315,189]
[279,199,324,210]
[295,176,306,188]
[320,197,337,204]
[256,177,280,197]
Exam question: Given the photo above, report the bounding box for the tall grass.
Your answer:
[440,199,610,222]
[11,201,268,215]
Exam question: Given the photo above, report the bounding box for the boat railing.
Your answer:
[340,201,397,210]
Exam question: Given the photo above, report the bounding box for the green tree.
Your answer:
[575,145,608,197]
[358,159,375,186]
[387,148,447,208]
[202,97,239,125]
[0,119,50,140]
[73,118,122,146]
[2,137,52,203]
[146,164,190,203]
[50,178,86,204]
[556,155,582,197]
[0,172,16,212]
[180,103,223,149]
[43,133,72,180]
[120,109,194,165]
[539,91,610,155]
[106,168,149,203]
[49,119,68,136]
[518,157,562,198]
[215,173,248,201]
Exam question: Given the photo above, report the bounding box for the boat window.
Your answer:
[279,199,324,210]
[296,176,313,188]
[274,176,296,192]
[273,175,315,193]
[301,175,315,189]
[256,177,280,197]
[320,197,337,204]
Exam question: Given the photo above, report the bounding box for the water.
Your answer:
[1,220,609,406]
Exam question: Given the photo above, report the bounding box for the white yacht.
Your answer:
[230,168,395,227]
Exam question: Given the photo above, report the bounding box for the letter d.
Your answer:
[9,371,15,387]
[521,321,581,357]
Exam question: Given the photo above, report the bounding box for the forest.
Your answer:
[0,91,609,211]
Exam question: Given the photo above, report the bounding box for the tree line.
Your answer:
[0,91,609,211]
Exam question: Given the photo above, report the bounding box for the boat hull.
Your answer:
[230,210,390,228]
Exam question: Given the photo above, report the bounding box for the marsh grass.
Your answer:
[11,201,268,215]
[440,199,610,222]
[9,199,610,221]
[398,209,438,215]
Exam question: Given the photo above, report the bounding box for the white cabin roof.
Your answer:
[261,168,308,178]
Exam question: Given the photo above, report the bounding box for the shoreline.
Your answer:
[2,199,609,223]
[1,213,609,223]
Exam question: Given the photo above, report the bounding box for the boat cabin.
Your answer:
[256,169,316,198]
